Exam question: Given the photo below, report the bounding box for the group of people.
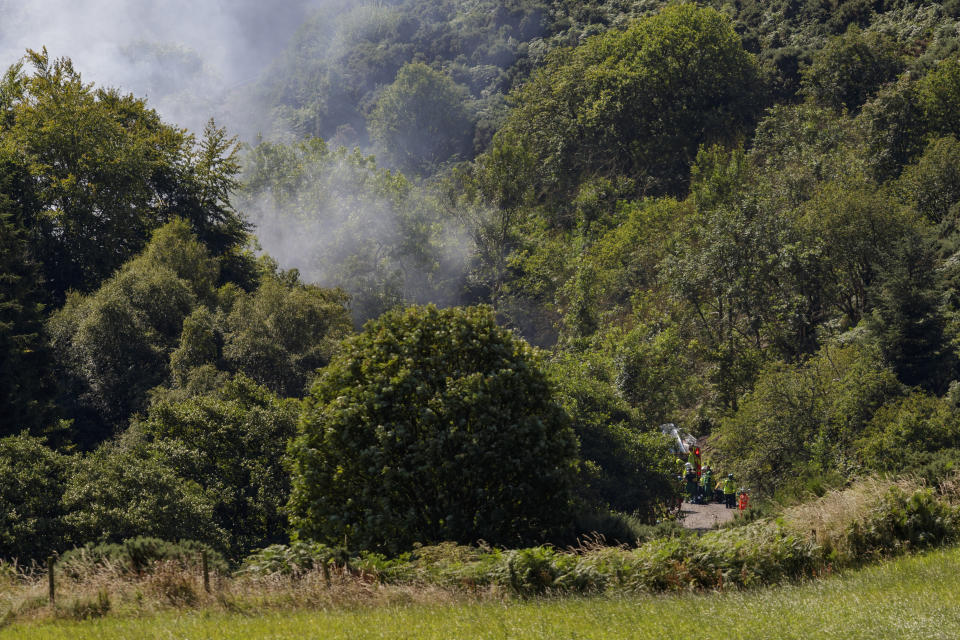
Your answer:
[680,458,747,510]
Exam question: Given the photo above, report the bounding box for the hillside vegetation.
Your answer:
[5,0,960,581]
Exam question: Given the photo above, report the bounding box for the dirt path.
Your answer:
[680,501,736,531]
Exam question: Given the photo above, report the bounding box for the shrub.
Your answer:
[58,537,227,578]
[240,541,343,577]
[253,479,960,596]
[138,374,299,557]
[847,486,959,559]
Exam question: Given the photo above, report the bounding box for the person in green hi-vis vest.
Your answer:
[700,465,712,503]
[723,473,737,508]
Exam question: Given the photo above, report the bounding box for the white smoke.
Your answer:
[0,0,322,136]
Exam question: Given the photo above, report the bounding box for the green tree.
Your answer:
[665,148,795,409]
[749,103,863,205]
[715,342,901,494]
[858,77,928,181]
[857,390,960,472]
[62,433,224,548]
[47,221,216,443]
[240,140,463,325]
[796,179,923,324]
[0,51,249,300]
[801,25,903,113]
[896,136,960,224]
[220,275,352,397]
[0,434,70,561]
[138,375,299,556]
[0,213,54,436]
[289,305,578,553]
[547,352,676,521]
[919,53,960,139]
[867,234,956,393]
[500,3,761,200]
[367,63,475,175]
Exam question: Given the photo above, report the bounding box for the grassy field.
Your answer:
[4,544,960,640]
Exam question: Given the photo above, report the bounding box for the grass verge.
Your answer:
[4,543,960,639]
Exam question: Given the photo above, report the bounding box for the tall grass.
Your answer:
[5,543,960,639]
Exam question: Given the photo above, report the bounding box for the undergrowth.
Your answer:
[1,477,958,627]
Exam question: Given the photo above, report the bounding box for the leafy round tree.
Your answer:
[289,304,578,553]
[801,25,903,113]
[367,62,475,175]
[498,3,760,200]
[0,434,70,561]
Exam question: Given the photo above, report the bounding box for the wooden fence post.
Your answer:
[201,550,210,593]
[321,558,331,587]
[47,555,55,606]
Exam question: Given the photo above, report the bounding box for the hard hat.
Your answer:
[728,473,734,478]
[685,462,693,469]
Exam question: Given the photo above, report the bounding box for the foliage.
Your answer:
[546,351,677,521]
[918,52,960,138]
[218,275,352,397]
[0,213,54,436]
[240,541,344,577]
[289,304,579,553]
[46,221,218,443]
[239,139,466,325]
[258,0,551,146]
[896,135,960,224]
[714,342,901,493]
[801,25,904,113]
[857,389,960,471]
[58,537,227,577]
[0,434,70,562]
[368,63,475,175]
[60,433,225,550]
[857,76,927,181]
[0,50,249,301]
[867,233,956,392]
[138,375,299,557]
[46,220,351,446]
[259,480,960,596]
[847,486,959,559]
[498,3,761,201]
[796,178,924,324]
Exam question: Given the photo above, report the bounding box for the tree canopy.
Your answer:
[289,305,579,553]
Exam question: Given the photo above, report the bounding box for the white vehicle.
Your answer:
[660,423,697,456]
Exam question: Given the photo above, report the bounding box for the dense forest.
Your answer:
[5,0,960,563]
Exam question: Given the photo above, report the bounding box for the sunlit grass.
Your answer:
[5,544,960,639]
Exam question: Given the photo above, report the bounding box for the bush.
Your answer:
[139,374,299,557]
[58,537,226,577]
[714,342,900,494]
[847,487,959,560]
[288,304,579,554]
[252,480,960,595]
[547,352,678,521]
[240,541,344,577]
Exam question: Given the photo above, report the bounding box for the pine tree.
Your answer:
[0,212,55,435]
